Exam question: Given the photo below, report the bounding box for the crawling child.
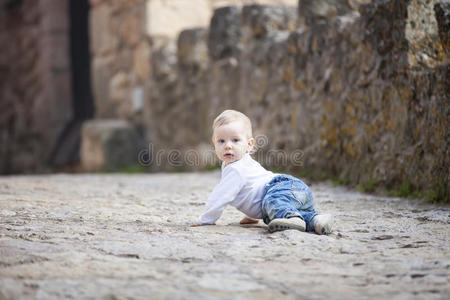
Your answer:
[191,110,333,234]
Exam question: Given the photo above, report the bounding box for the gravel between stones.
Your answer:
[0,173,449,299]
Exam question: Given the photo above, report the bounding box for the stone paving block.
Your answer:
[0,173,449,298]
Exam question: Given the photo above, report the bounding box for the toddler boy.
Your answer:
[191,110,333,234]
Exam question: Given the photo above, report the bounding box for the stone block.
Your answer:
[298,0,353,25]
[89,3,118,56]
[404,0,446,69]
[39,0,69,33]
[360,0,409,57]
[142,0,448,196]
[134,40,151,81]
[38,34,71,77]
[242,4,297,39]
[118,13,140,47]
[91,55,116,118]
[177,28,209,70]
[81,120,143,172]
[109,72,130,104]
[108,71,137,120]
[116,47,133,73]
[435,2,450,55]
[208,6,242,60]
[151,36,177,80]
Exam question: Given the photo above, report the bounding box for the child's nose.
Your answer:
[225,142,232,149]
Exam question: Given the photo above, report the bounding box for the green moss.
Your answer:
[294,167,333,181]
[269,166,284,174]
[206,164,221,171]
[390,181,421,199]
[114,164,148,174]
[385,180,449,203]
[331,171,351,186]
[295,168,313,178]
[357,178,378,193]
[169,166,186,173]
[424,180,449,203]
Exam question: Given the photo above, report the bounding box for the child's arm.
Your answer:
[192,168,243,226]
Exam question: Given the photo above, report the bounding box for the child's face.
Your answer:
[213,122,254,166]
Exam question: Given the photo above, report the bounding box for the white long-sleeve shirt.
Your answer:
[198,153,277,224]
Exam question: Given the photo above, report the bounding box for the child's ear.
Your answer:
[248,138,255,148]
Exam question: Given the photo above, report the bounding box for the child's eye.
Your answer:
[233,138,239,142]
[218,139,225,143]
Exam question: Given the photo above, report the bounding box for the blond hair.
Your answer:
[212,109,253,139]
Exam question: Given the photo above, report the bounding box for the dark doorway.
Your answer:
[50,0,94,168]
[69,0,94,121]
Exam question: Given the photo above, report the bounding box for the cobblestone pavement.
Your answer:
[0,173,449,299]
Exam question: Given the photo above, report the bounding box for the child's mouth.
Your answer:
[224,153,233,158]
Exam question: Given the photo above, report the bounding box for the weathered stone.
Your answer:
[39,0,69,33]
[109,71,144,121]
[177,28,209,70]
[405,0,446,69]
[91,55,116,118]
[146,0,299,38]
[109,72,130,101]
[207,56,241,122]
[145,0,449,199]
[2,0,447,200]
[81,120,143,172]
[434,2,450,55]
[133,40,151,81]
[151,36,177,80]
[208,6,242,60]
[1,174,449,297]
[238,5,297,141]
[148,32,212,171]
[298,0,353,25]
[118,13,140,47]
[0,0,74,173]
[241,4,297,40]
[360,0,408,58]
[89,3,118,56]
[89,0,148,125]
[146,36,179,165]
[257,31,298,157]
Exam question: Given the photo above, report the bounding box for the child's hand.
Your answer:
[190,223,215,227]
[239,217,259,224]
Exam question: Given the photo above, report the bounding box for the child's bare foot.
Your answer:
[239,217,259,224]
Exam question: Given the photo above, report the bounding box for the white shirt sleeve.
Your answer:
[198,168,244,224]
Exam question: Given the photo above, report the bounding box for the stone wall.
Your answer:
[147,0,449,200]
[0,0,73,173]
[147,0,298,38]
[89,0,301,125]
[89,0,150,124]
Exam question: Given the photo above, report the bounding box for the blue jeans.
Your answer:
[262,175,318,232]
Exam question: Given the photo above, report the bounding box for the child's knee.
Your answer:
[291,186,314,210]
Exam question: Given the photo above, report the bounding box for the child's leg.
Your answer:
[291,178,333,234]
[291,179,318,232]
[262,178,303,225]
